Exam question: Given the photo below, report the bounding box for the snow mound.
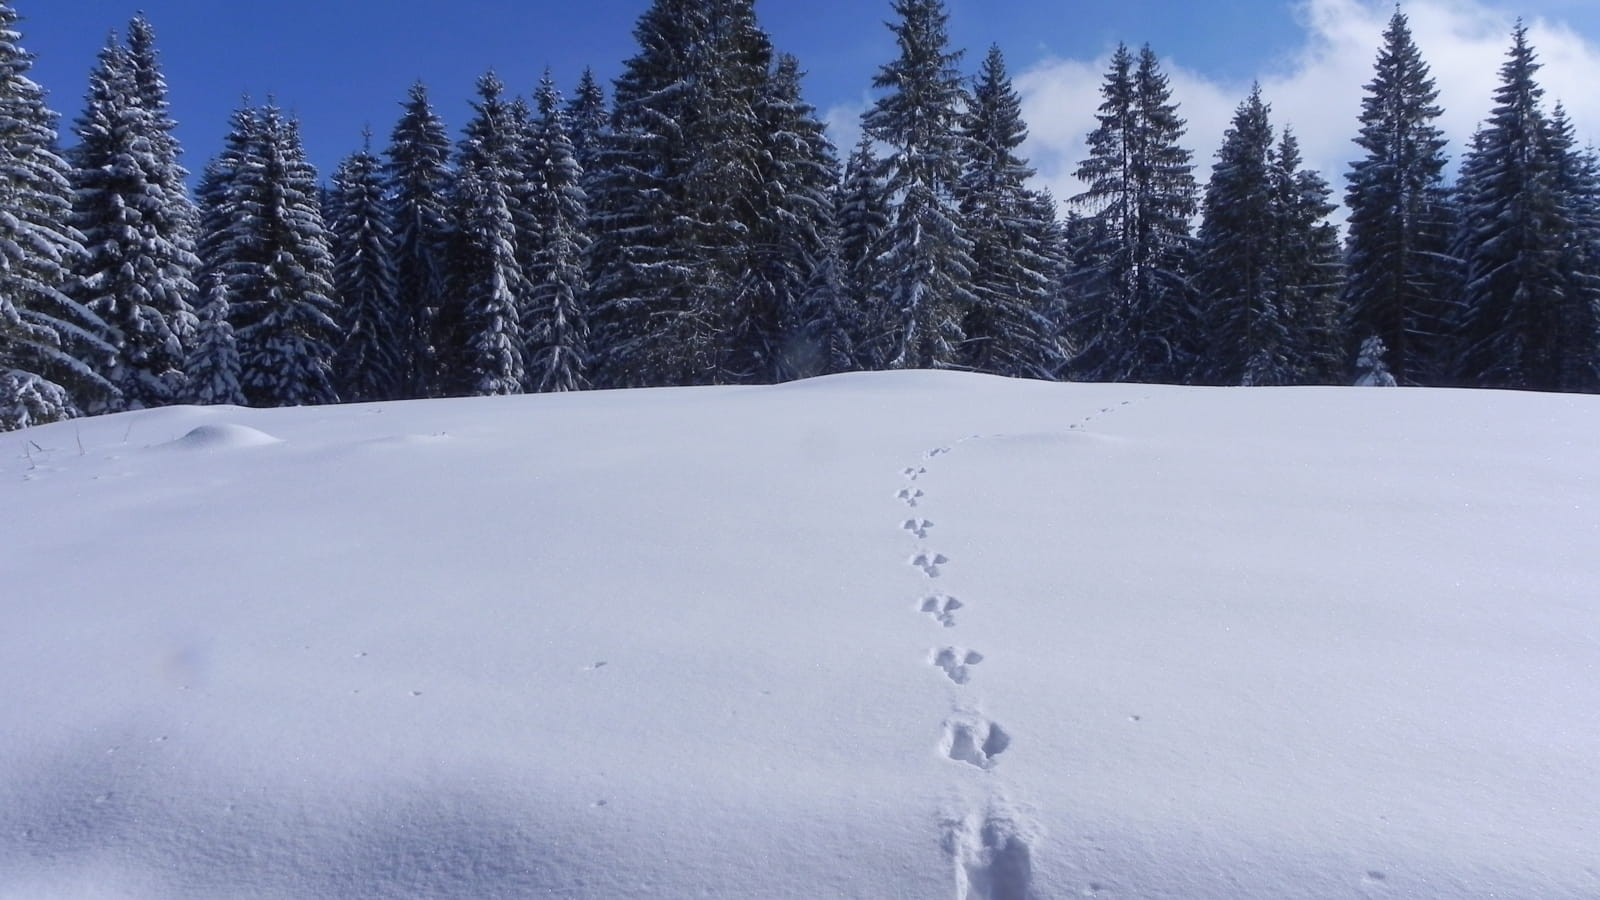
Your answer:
[163,423,282,450]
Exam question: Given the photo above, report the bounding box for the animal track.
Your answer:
[896,487,925,507]
[925,447,951,459]
[921,595,962,627]
[902,518,933,539]
[943,716,1011,769]
[903,466,927,480]
[911,551,949,577]
[946,813,1035,900]
[933,648,984,684]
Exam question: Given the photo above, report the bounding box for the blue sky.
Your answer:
[18,0,1600,206]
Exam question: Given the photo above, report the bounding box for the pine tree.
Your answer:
[860,0,976,371]
[1343,8,1454,384]
[1198,92,1345,387]
[565,67,608,183]
[1545,105,1600,393]
[587,0,779,387]
[1069,44,1200,383]
[1270,128,1346,383]
[506,93,542,333]
[1354,335,1398,386]
[124,15,199,347]
[384,82,452,398]
[1196,87,1286,386]
[0,0,114,427]
[523,71,592,393]
[787,229,854,378]
[1451,24,1567,391]
[199,102,341,406]
[183,273,244,405]
[694,0,795,383]
[957,46,1064,380]
[69,23,199,412]
[586,0,708,387]
[834,133,889,366]
[751,53,840,382]
[195,103,254,285]
[329,137,403,402]
[449,71,525,396]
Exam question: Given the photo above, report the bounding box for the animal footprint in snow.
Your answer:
[896,487,925,507]
[925,447,951,459]
[942,716,1011,769]
[911,551,948,577]
[933,647,984,684]
[921,595,962,627]
[903,466,927,480]
[947,812,1035,900]
[902,518,933,539]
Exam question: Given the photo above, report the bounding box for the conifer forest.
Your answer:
[4,0,1599,431]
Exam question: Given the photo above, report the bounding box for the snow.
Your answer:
[2,371,1598,899]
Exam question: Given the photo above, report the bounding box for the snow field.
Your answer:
[2,371,1598,898]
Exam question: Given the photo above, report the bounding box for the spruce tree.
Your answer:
[384,82,452,398]
[195,104,255,287]
[565,67,607,183]
[1545,105,1600,393]
[124,15,199,345]
[1270,128,1346,383]
[957,45,1064,380]
[587,0,779,387]
[506,93,542,331]
[586,0,710,387]
[751,53,840,382]
[449,71,525,396]
[329,137,403,402]
[1196,87,1286,386]
[691,0,788,382]
[1069,44,1199,383]
[1451,24,1567,391]
[1354,335,1398,386]
[183,273,244,406]
[199,103,340,407]
[523,71,592,393]
[0,0,114,427]
[860,0,976,371]
[1343,8,1454,384]
[834,133,889,366]
[69,26,199,411]
[787,228,854,378]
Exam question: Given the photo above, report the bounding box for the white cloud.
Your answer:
[823,98,868,157]
[1014,0,1600,219]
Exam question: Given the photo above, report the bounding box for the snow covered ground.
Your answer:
[2,371,1597,899]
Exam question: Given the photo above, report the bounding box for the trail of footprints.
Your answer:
[1066,398,1138,431]
[906,401,1161,896]
[896,444,1005,769]
[898,441,1036,898]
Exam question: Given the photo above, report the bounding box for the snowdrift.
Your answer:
[2,372,1597,898]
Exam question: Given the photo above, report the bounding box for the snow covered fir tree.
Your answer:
[1067,44,1201,384]
[1342,8,1454,386]
[0,0,113,428]
[859,0,979,371]
[1449,23,1600,392]
[68,16,198,412]
[197,102,341,407]
[6,0,1600,433]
